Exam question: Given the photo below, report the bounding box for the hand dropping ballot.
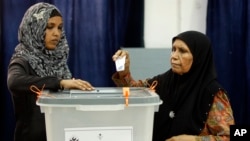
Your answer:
[115,56,126,71]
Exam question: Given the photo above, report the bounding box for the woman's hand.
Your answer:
[60,79,94,91]
[112,49,130,78]
[166,135,197,141]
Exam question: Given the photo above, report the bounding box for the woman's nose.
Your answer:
[171,51,178,59]
[53,29,60,36]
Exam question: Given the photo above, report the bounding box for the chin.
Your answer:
[45,46,57,50]
[171,69,183,75]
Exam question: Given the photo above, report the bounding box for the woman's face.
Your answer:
[44,16,63,50]
[170,39,193,75]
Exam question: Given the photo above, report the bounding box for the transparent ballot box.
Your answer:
[36,87,162,141]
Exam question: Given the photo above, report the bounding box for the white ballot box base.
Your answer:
[37,87,162,141]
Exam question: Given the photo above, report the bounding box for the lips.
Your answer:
[50,39,59,45]
[171,63,180,68]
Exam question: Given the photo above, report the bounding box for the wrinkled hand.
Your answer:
[60,79,94,91]
[165,135,197,141]
[112,49,130,77]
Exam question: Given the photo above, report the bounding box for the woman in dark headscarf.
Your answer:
[7,2,94,141]
[112,31,235,141]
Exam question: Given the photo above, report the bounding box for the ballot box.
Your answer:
[36,87,162,141]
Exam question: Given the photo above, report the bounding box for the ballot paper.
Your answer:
[115,56,126,71]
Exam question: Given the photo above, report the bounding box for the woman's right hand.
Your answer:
[112,49,130,78]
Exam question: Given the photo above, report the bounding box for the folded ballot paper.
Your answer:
[115,56,126,71]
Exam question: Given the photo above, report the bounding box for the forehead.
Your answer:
[173,39,189,48]
[47,16,63,24]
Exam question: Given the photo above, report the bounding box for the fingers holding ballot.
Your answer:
[112,49,130,77]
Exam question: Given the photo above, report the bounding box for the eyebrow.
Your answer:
[47,22,63,26]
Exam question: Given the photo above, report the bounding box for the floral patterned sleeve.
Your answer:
[112,72,147,87]
[196,90,235,141]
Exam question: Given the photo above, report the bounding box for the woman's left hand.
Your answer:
[60,79,95,91]
[166,135,196,141]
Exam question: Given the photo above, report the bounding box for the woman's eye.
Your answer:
[58,26,62,30]
[46,26,53,29]
[179,48,187,53]
[171,47,176,52]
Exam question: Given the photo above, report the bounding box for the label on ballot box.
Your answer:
[65,126,133,141]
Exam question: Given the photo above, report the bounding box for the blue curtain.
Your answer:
[62,0,127,86]
[207,0,250,125]
[1,0,144,140]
